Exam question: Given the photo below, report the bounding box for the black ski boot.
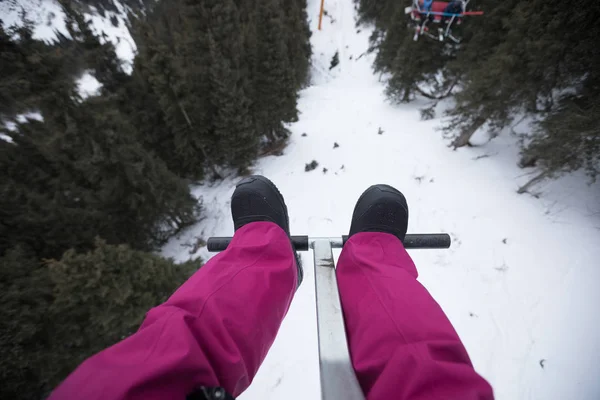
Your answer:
[349,184,409,243]
[231,175,303,287]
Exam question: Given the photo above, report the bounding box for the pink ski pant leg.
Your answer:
[336,232,494,400]
[49,222,297,400]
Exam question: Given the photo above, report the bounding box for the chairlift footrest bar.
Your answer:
[206,234,451,252]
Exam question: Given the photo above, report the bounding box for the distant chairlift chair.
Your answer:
[406,0,483,43]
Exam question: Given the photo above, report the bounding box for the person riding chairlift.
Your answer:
[421,0,464,24]
[49,176,494,400]
[442,0,464,24]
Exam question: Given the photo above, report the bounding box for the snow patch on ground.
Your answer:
[0,0,71,40]
[1,0,136,72]
[85,0,136,73]
[2,111,43,141]
[77,71,102,98]
[2,111,44,133]
[0,132,14,142]
[161,0,600,399]
[2,121,17,132]
[16,111,43,123]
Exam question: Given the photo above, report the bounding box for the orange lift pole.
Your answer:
[318,0,325,30]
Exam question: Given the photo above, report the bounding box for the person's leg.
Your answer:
[50,176,300,400]
[336,185,493,400]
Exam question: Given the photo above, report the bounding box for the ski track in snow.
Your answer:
[161,0,600,399]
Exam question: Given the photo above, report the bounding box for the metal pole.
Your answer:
[444,14,456,38]
[318,0,325,30]
[312,239,364,400]
[206,233,451,252]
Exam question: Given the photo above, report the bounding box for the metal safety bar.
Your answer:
[206,233,451,252]
[415,10,484,17]
[206,233,451,400]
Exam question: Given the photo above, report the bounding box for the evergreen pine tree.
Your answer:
[177,0,222,176]
[60,0,129,94]
[1,8,210,399]
[203,0,244,63]
[0,120,100,258]
[0,27,200,255]
[0,21,80,123]
[382,20,454,102]
[519,0,600,185]
[208,32,259,170]
[129,0,311,172]
[356,0,397,27]
[44,240,199,390]
[441,0,599,149]
[253,0,298,142]
[0,23,32,119]
[239,4,260,127]
[519,87,600,192]
[204,0,259,169]
[1,97,200,256]
[372,4,408,74]
[121,59,178,173]
[132,12,211,179]
[0,246,51,400]
[70,97,201,246]
[282,0,312,89]
[442,0,533,148]
[0,240,200,398]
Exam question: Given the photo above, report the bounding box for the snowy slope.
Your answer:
[162,1,595,399]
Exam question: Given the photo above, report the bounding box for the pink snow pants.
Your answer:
[50,222,493,399]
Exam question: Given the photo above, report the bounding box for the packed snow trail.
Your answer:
[163,0,600,399]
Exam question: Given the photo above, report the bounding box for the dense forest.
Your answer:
[356,0,600,191]
[0,0,311,398]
